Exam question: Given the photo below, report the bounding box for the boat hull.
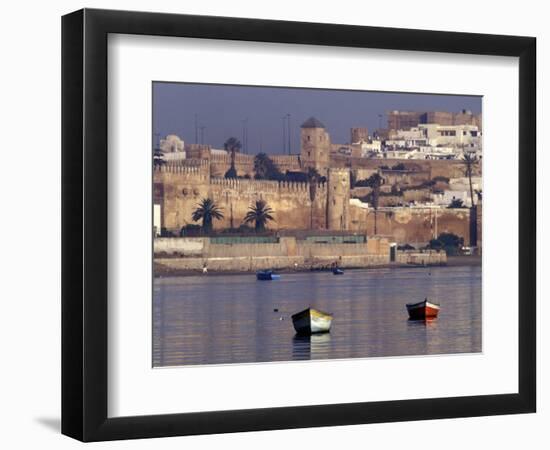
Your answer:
[256,272,280,281]
[292,308,333,335]
[406,300,440,320]
[332,269,344,275]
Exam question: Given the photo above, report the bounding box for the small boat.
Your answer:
[256,270,281,281]
[406,298,440,320]
[291,308,333,335]
[332,268,344,275]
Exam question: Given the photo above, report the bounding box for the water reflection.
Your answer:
[153,266,481,367]
[292,333,332,360]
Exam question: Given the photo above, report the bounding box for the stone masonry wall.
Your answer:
[153,236,393,272]
[348,205,471,245]
[154,165,328,233]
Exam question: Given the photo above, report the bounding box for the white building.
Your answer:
[420,124,482,150]
[382,123,482,159]
[160,134,186,160]
[432,189,478,207]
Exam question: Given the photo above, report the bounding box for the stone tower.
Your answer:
[327,168,350,231]
[350,127,369,143]
[300,117,331,175]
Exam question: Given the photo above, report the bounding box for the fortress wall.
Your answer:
[335,157,481,179]
[209,153,302,177]
[209,153,254,177]
[155,174,330,233]
[208,178,319,230]
[269,154,302,172]
[154,165,211,231]
[348,205,472,245]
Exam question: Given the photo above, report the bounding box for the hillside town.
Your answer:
[153,109,482,274]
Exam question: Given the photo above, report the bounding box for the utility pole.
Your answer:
[245,119,248,154]
[287,114,291,155]
[435,207,438,239]
[199,126,206,144]
[282,116,287,154]
[242,118,248,154]
[194,114,198,144]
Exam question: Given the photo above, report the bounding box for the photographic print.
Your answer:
[152,83,482,368]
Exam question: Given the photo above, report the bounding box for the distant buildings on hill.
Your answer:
[156,108,482,164]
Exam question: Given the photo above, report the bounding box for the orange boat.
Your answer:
[406,298,440,320]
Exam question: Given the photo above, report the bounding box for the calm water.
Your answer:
[153,266,481,367]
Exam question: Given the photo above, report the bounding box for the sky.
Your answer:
[153,82,482,155]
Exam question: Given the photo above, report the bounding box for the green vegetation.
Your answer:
[379,163,407,171]
[461,153,479,208]
[397,243,416,251]
[448,198,465,208]
[224,137,241,179]
[428,232,464,255]
[360,173,383,234]
[253,153,284,180]
[432,175,450,184]
[224,165,238,178]
[191,198,224,232]
[391,163,407,171]
[243,199,275,231]
[223,137,242,154]
[179,224,201,236]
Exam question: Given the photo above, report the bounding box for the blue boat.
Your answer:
[256,270,281,281]
[332,268,344,275]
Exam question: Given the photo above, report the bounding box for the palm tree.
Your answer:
[224,137,242,155]
[461,152,479,208]
[243,199,275,231]
[224,137,241,179]
[366,173,383,235]
[192,198,224,233]
[306,168,321,229]
[254,153,283,180]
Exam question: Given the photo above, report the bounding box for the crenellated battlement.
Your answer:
[155,155,343,233]
[154,161,209,182]
[210,152,254,164]
[210,177,316,195]
[269,154,300,164]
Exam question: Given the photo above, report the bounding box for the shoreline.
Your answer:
[153,255,480,278]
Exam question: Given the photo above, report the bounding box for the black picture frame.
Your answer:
[62,8,536,442]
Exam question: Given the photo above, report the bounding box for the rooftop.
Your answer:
[301,117,326,129]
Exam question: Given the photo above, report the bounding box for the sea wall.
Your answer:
[154,254,391,273]
[154,236,391,272]
[396,250,447,265]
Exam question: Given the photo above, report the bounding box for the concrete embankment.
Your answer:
[153,236,448,276]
